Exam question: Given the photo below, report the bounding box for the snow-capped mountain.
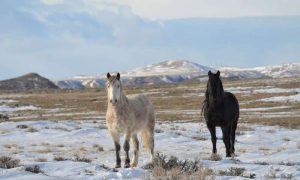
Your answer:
[220,62,300,79]
[122,60,211,77]
[54,60,213,89]
[254,63,300,78]
[54,60,300,89]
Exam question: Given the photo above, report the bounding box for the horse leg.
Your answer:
[130,134,139,167]
[111,133,121,168]
[123,133,131,168]
[222,127,231,157]
[208,125,217,154]
[230,123,237,156]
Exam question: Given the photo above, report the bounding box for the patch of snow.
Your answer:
[0,105,39,112]
[261,93,300,102]
[0,120,299,179]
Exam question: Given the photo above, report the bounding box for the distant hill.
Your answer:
[54,60,300,89]
[0,73,59,91]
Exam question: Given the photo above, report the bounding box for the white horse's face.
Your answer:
[106,73,121,105]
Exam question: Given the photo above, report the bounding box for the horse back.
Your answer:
[127,94,154,116]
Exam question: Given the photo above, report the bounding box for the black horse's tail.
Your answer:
[201,99,207,116]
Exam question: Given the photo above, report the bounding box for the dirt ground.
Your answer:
[1,77,299,128]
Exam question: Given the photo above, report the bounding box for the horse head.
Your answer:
[106,72,122,105]
[206,70,224,107]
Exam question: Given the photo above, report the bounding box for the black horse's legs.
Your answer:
[230,123,237,155]
[123,134,131,168]
[222,127,231,157]
[208,125,217,154]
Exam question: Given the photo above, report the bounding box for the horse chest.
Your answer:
[205,108,225,126]
[106,110,133,132]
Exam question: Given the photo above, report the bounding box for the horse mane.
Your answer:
[201,71,224,115]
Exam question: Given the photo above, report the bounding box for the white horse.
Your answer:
[105,72,155,168]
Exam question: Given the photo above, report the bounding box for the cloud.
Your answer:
[0,0,299,79]
[85,0,300,20]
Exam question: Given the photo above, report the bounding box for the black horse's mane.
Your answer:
[201,71,224,115]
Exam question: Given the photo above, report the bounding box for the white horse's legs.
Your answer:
[110,132,121,168]
[131,134,139,167]
[123,133,131,168]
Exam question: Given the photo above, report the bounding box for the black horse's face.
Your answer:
[207,70,223,97]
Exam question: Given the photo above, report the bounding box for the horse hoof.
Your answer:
[130,163,137,167]
[124,163,130,168]
[115,164,121,169]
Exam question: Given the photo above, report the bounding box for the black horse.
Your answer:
[202,70,239,157]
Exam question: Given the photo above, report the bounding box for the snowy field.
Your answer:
[0,119,299,179]
[0,77,299,179]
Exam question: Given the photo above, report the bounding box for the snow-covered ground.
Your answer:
[0,105,39,112]
[0,120,299,179]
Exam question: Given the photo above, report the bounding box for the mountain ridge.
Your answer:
[54,60,300,89]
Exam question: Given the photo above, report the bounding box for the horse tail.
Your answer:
[141,129,152,150]
[141,112,155,151]
[201,99,207,116]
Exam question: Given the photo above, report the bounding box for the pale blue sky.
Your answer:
[0,0,300,79]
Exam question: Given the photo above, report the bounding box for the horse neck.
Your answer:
[206,90,224,108]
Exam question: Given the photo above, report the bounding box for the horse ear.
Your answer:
[217,71,220,77]
[208,70,212,76]
[117,72,120,80]
[107,73,111,79]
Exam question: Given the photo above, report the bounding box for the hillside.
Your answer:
[0,73,59,91]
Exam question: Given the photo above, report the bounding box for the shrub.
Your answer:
[25,165,43,174]
[0,156,20,169]
[16,124,28,129]
[74,154,91,163]
[207,153,222,161]
[54,156,67,161]
[143,153,213,179]
[218,167,246,176]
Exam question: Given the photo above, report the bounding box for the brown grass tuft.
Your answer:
[0,156,20,169]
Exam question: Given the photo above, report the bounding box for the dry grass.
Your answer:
[73,154,91,163]
[54,156,67,161]
[191,136,208,141]
[35,158,47,162]
[282,137,291,142]
[259,147,270,151]
[206,154,222,161]
[93,144,104,152]
[254,161,269,165]
[3,144,17,149]
[1,77,299,128]
[26,127,38,133]
[145,153,213,180]
[279,161,295,166]
[16,124,28,129]
[35,148,52,154]
[218,167,246,177]
[0,156,20,169]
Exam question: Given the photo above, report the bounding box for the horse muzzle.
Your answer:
[110,99,118,105]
